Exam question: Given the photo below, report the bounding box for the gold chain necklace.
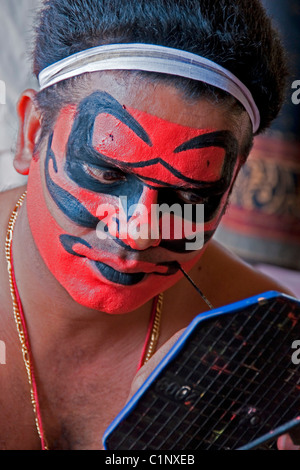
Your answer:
[5,191,48,449]
[5,191,162,450]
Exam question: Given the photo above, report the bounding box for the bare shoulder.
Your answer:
[0,185,27,291]
[191,239,295,308]
[0,185,27,333]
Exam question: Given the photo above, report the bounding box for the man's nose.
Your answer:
[120,187,161,250]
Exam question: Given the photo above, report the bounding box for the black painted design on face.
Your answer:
[64,91,238,222]
[44,91,239,260]
[45,133,99,228]
[65,91,150,211]
[59,234,92,257]
[94,260,145,286]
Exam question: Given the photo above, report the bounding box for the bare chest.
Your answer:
[0,346,137,450]
[44,369,133,450]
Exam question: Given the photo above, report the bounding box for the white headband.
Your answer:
[38,43,260,132]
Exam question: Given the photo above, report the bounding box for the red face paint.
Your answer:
[92,110,226,184]
[27,91,240,314]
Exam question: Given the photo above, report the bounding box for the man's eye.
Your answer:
[83,164,126,184]
[176,190,207,204]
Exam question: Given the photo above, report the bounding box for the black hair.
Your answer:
[33,0,289,154]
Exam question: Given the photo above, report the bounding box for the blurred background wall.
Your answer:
[215,0,300,296]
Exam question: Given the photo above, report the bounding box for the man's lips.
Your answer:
[59,234,180,285]
[93,258,180,286]
[93,259,180,286]
[70,239,179,275]
[93,260,146,286]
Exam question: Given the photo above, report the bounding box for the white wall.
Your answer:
[0,0,41,190]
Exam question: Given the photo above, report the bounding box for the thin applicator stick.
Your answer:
[176,263,214,310]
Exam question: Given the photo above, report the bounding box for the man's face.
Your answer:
[26,79,243,313]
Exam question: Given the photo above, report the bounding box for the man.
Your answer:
[0,0,297,450]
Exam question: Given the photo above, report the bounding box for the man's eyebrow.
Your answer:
[83,150,135,174]
[174,130,238,155]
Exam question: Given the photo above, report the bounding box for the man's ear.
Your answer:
[14,89,42,176]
